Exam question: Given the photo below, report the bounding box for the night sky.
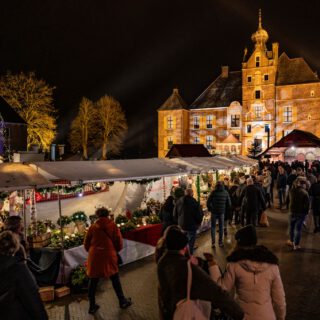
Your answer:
[1,0,320,158]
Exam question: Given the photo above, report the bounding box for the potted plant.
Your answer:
[70,263,89,293]
[71,211,87,234]
[57,215,73,234]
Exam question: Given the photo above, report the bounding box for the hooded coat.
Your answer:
[84,217,123,278]
[0,255,48,320]
[209,246,286,320]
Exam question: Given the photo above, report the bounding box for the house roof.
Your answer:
[276,53,319,86]
[158,88,187,111]
[0,96,26,124]
[262,130,320,156]
[190,71,242,109]
[220,133,241,144]
[165,144,212,158]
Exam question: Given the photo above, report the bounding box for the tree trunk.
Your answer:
[82,144,88,160]
[101,142,107,160]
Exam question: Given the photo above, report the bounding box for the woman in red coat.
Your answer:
[84,207,132,314]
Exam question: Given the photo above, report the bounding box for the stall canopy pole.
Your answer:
[57,185,65,284]
[196,175,201,204]
[23,189,27,240]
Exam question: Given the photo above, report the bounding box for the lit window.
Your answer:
[264,74,269,81]
[194,137,200,144]
[193,116,200,129]
[206,135,213,149]
[167,137,173,149]
[167,115,173,129]
[254,105,262,118]
[248,76,252,83]
[231,115,240,127]
[255,90,261,99]
[311,90,315,97]
[255,56,260,67]
[247,125,251,133]
[308,114,312,120]
[283,106,292,122]
[206,115,213,129]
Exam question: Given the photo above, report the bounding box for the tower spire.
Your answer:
[258,9,262,29]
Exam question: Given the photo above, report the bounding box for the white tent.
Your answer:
[31,158,188,183]
[0,163,53,192]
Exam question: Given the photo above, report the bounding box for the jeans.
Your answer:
[88,273,125,307]
[289,215,305,245]
[211,214,224,244]
[278,188,286,208]
[186,230,197,255]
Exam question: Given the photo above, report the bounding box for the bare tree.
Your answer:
[94,95,127,159]
[69,97,95,159]
[0,71,57,151]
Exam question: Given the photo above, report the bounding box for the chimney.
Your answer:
[272,42,279,64]
[221,66,229,78]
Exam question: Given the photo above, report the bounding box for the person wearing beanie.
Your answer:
[157,226,244,320]
[206,225,286,320]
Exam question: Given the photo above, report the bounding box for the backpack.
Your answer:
[173,260,211,320]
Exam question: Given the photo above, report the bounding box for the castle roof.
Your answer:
[165,144,211,158]
[276,53,319,85]
[158,88,187,111]
[0,96,26,124]
[220,133,241,144]
[190,71,242,109]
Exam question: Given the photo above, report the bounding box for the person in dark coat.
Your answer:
[276,166,287,209]
[159,196,175,234]
[287,177,310,250]
[173,188,203,254]
[310,175,320,233]
[157,227,244,320]
[0,231,48,320]
[84,207,131,314]
[207,181,231,247]
[240,178,266,226]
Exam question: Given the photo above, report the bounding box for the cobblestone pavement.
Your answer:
[46,208,320,320]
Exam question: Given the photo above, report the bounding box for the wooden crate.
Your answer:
[28,233,51,248]
[55,286,70,298]
[39,286,55,302]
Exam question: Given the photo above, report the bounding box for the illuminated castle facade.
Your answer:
[158,11,320,158]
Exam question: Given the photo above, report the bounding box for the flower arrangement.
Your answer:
[71,211,87,223]
[27,220,47,236]
[115,214,129,225]
[119,221,137,233]
[50,231,86,249]
[146,214,161,225]
[57,215,72,227]
[70,263,88,289]
[132,209,146,218]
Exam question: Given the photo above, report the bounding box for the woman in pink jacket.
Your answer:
[206,225,286,320]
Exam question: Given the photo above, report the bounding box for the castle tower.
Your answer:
[157,88,189,157]
[241,9,279,155]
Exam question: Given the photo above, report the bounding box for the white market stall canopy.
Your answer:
[29,156,256,184]
[31,158,189,183]
[0,163,53,192]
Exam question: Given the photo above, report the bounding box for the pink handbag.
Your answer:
[173,260,211,320]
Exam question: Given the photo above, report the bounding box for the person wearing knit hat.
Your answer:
[205,225,286,320]
[235,225,257,247]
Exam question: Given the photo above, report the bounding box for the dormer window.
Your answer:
[255,56,260,67]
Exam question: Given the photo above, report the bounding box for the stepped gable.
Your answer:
[276,53,319,85]
[158,88,187,111]
[190,70,242,109]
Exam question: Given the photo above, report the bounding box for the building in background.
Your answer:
[158,10,320,158]
[0,96,27,157]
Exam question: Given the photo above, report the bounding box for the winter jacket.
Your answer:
[241,185,266,215]
[84,217,123,278]
[173,195,203,232]
[157,250,244,320]
[207,184,231,217]
[276,173,287,189]
[209,246,286,320]
[289,186,310,217]
[159,206,175,233]
[310,182,320,215]
[0,255,48,320]
[287,173,297,189]
[263,175,272,194]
